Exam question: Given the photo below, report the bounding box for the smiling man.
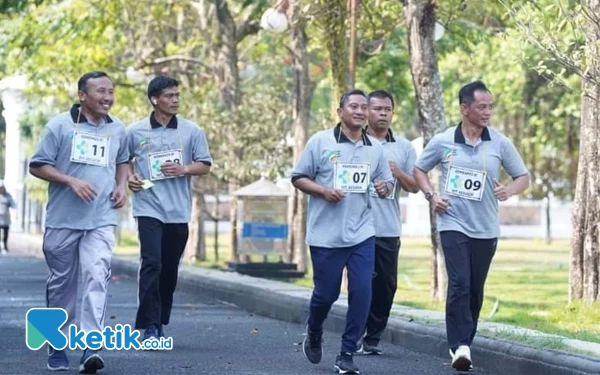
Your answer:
[29,71,130,373]
[126,75,212,344]
[292,89,394,374]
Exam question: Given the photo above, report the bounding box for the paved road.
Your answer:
[0,255,498,374]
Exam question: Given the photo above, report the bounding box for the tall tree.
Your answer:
[287,0,313,272]
[500,0,599,302]
[403,0,448,302]
[315,0,349,104]
[571,0,600,302]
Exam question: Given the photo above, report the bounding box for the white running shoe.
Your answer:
[450,345,473,371]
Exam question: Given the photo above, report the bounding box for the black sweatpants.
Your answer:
[0,226,8,250]
[364,237,400,345]
[135,216,189,330]
[440,230,497,351]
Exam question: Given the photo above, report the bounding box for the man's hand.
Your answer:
[374,180,389,198]
[68,178,97,203]
[322,188,346,203]
[128,173,144,193]
[494,179,511,201]
[161,162,186,177]
[430,194,450,213]
[111,186,127,208]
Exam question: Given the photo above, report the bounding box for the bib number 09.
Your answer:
[464,179,482,191]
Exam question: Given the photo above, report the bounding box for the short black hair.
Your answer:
[339,89,367,108]
[147,75,179,101]
[368,90,395,109]
[78,71,110,92]
[459,81,491,105]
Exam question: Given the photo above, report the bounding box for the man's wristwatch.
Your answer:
[425,191,436,201]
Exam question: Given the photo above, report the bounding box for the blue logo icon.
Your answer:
[26,308,68,350]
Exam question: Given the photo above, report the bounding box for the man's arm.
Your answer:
[507,174,530,196]
[30,164,75,186]
[413,166,450,213]
[184,162,211,176]
[292,177,326,197]
[393,168,419,193]
[116,163,129,188]
[293,177,344,203]
[30,164,97,202]
[413,167,434,195]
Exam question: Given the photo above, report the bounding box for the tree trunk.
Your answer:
[318,0,349,106]
[403,0,448,302]
[288,0,313,273]
[570,0,600,303]
[213,0,242,262]
[229,181,240,261]
[185,177,206,263]
[545,189,551,245]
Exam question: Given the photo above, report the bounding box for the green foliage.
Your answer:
[3,0,296,192]
[0,0,588,204]
[0,0,44,14]
[199,68,294,185]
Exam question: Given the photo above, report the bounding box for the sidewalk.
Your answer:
[7,231,600,375]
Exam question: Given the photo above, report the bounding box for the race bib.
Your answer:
[334,162,370,193]
[70,132,110,167]
[148,149,183,181]
[444,166,486,201]
[370,179,397,200]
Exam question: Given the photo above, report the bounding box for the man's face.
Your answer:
[152,86,180,116]
[79,77,114,118]
[337,94,367,130]
[368,96,394,132]
[461,90,493,128]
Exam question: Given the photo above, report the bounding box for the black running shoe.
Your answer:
[302,325,323,364]
[334,352,360,374]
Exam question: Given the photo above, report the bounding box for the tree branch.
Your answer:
[138,55,213,71]
[236,20,262,43]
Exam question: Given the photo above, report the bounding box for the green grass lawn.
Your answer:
[115,231,600,345]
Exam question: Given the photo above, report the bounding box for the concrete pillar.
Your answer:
[0,75,29,232]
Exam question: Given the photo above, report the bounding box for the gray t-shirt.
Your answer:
[368,129,417,238]
[29,105,130,230]
[0,192,16,227]
[127,114,212,224]
[415,124,529,239]
[291,124,394,248]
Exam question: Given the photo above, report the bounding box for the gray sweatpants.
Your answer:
[42,226,114,336]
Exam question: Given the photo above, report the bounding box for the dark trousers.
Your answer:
[135,216,189,330]
[440,230,497,351]
[307,236,375,353]
[364,237,400,345]
[0,226,8,250]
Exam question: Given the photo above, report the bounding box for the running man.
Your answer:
[292,89,394,374]
[360,90,419,355]
[127,75,212,343]
[413,81,530,371]
[29,71,130,373]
